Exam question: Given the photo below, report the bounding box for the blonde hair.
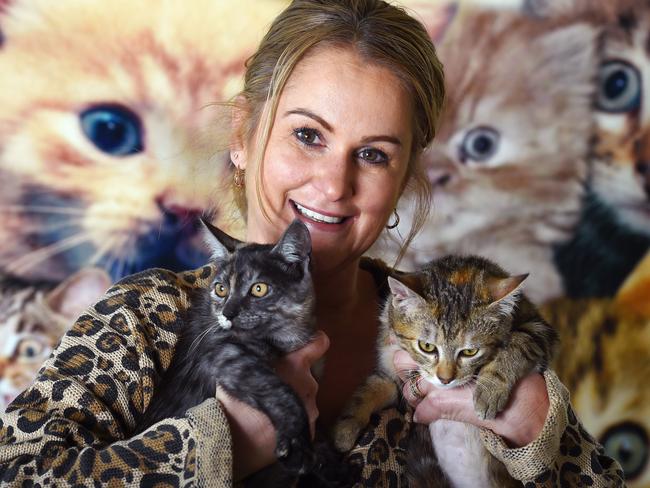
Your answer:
[235,0,445,263]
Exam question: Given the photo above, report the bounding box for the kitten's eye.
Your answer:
[250,283,269,297]
[600,422,648,480]
[460,348,479,357]
[596,60,641,113]
[80,104,144,156]
[460,127,500,163]
[294,128,322,146]
[214,283,228,298]
[418,340,437,354]
[16,338,45,359]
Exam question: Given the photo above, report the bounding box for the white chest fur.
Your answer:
[430,420,492,488]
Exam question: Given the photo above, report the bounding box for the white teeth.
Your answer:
[294,202,344,224]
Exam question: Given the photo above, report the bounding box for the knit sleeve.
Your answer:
[0,266,233,487]
[480,370,626,487]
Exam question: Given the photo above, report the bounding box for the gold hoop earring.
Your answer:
[233,167,245,189]
[386,209,400,230]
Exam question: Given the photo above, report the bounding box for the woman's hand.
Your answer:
[393,350,549,448]
[217,331,330,481]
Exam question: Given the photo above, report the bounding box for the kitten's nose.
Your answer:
[437,375,453,385]
[222,302,238,321]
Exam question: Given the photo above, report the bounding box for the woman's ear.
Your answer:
[230,96,250,169]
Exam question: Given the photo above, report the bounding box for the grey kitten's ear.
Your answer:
[272,219,311,264]
[200,218,242,261]
[387,276,425,309]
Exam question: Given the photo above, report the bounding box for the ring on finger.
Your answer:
[408,378,425,400]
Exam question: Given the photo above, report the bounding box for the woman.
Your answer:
[0,0,624,486]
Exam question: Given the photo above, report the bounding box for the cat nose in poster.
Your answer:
[156,198,204,232]
[427,167,454,188]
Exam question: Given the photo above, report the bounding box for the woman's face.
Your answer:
[240,47,413,272]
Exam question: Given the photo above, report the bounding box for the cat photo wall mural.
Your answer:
[0,0,648,485]
[0,0,286,406]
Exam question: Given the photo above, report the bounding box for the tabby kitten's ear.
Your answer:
[486,273,528,314]
[272,219,311,264]
[387,276,426,310]
[200,218,243,261]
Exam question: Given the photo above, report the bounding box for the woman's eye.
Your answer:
[358,147,388,165]
[417,340,437,354]
[214,283,228,298]
[596,60,641,113]
[460,126,500,163]
[294,128,321,146]
[461,348,479,357]
[250,282,269,297]
[80,104,144,156]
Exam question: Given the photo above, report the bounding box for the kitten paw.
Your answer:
[473,381,511,420]
[276,434,314,475]
[333,417,364,452]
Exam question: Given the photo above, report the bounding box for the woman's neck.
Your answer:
[312,258,363,320]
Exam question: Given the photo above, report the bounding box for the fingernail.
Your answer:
[413,411,420,423]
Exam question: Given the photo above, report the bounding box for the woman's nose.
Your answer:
[314,154,355,202]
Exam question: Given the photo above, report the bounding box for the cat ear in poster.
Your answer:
[406,1,458,43]
[46,267,112,321]
[272,219,311,264]
[615,251,650,317]
[200,218,243,261]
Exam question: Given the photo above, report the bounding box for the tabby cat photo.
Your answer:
[0,268,111,410]
[370,5,598,305]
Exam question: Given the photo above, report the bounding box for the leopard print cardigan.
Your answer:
[0,262,625,487]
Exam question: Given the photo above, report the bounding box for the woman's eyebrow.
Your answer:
[360,135,402,146]
[285,109,332,132]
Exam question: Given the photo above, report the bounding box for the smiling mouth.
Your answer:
[291,201,347,224]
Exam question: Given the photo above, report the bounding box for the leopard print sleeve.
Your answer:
[345,372,626,487]
[480,370,626,487]
[0,265,233,487]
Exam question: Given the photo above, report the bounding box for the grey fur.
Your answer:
[137,219,317,478]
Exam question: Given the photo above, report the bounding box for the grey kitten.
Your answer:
[334,255,559,487]
[137,219,317,477]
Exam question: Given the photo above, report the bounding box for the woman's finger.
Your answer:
[393,349,420,383]
[301,330,331,365]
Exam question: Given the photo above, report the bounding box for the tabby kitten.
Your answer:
[0,0,284,282]
[542,251,650,487]
[369,7,598,304]
[0,268,111,410]
[137,219,317,477]
[334,255,558,487]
